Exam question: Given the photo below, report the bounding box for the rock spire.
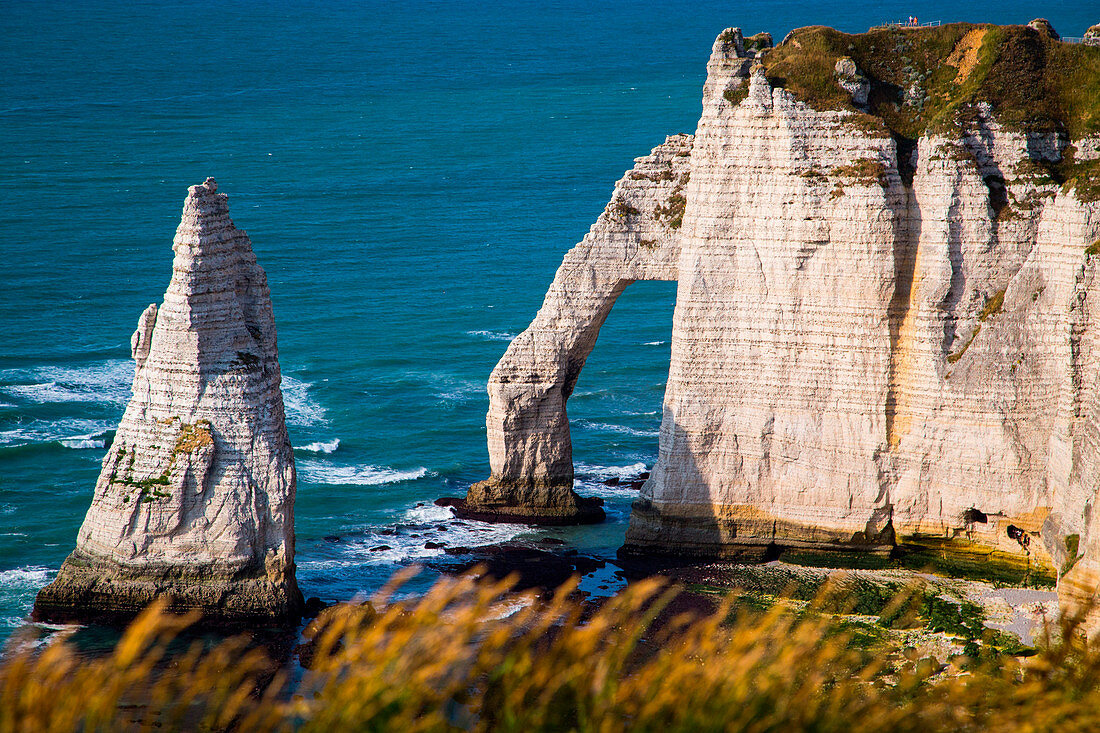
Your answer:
[34,178,303,625]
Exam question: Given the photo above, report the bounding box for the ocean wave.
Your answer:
[297,460,429,486]
[574,462,650,500]
[0,566,55,634]
[436,380,483,403]
[573,420,659,438]
[281,375,326,426]
[0,566,52,596]
[59,431,110,449]
[401,504,460,524]
[0,563,53,620]
[0,360,132,407]
[0,419,115,448]
[467,330,517,342]
[643,341,668,346]
[297,438,340,454]
[574,479,646,501]
[575,462,649,480]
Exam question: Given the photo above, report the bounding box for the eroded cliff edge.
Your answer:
[471,23,1100,627]
[34,179,303,625]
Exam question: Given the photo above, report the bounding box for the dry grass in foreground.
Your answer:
[3,569,1100,732]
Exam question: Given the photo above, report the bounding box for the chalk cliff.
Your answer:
[34,179,302,625]
[472,24,1100,628]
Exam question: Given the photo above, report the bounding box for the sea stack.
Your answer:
[480,23,1100,629]
[34,178,303,625]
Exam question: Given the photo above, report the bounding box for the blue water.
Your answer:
[1,0,1097,637]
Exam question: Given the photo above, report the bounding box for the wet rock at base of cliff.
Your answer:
[432,542,607,598]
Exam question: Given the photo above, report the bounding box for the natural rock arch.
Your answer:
[456,134,692,523]
[462,24,1100,635]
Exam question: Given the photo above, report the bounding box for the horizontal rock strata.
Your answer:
[34,179,302,625]
[481,23,1100,630]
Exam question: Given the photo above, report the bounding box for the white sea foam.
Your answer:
[467,330,517,342]
[0,567,54,627]
[642,341,668,346]
[0,567,50,590]
[59,432,108,450]
[401,503,459,524]
[574,462,650,501]
[0,419,114,448]
[298,460,429,486]
[281,375,326,426]
[574,480,645,502]
[573,420,659,438]
[297,438,340,454]
[436,378,483,403]
[0,360,132,407]
[318,503,529,567]
[575,462,649,481]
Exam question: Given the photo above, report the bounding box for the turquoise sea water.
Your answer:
[1,0,1097,637]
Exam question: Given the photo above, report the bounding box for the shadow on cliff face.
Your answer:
[615,403,1049,587]
[619,410,754,563]
[885,133,921,449]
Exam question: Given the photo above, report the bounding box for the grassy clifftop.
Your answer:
[763,23,1100,141]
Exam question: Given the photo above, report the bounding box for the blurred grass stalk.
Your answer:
[3,568,1100,732]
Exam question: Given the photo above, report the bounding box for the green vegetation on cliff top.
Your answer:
[763,23,1100,141]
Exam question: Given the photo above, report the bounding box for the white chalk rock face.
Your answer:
[478,25,1100,629]
[626,42,1100,586]
[629,40,1100,600]
[628,61,908,556]
[35,179,303,624]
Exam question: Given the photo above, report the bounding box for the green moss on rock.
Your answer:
[831,157,889,187]
[762,23,1100,140]
[654,191,687,229]
[723,84,749,106]
[895,535,1056,588]
[112,420,214,503]
[979,289,1005,321]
